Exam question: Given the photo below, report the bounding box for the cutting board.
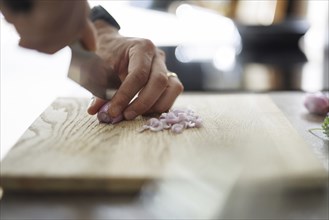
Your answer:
[0,94,327,192]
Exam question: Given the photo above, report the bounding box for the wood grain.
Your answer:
[0,94,327,192]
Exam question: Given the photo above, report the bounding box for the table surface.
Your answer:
[0,92,328,220]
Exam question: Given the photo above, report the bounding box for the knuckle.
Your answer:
[137,38,156,54]
[133,98,152,114]
[157,48,166,59]
[113,90,131,107]
[143,39,156,49]
[174,81,184,94]
[155,73,169,88]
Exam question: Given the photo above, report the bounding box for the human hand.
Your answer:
[87,20,184,121]
[0,0,96,53]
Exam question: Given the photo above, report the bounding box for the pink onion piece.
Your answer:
[304,93,329,115]
[97,102,123,124]
[160,119,171,129]
[138,125,150,133]
[171,123,185,134]
[148,118,164,132]
[139,107,202,134]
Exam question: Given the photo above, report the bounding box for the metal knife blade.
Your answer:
[68,41,120,100]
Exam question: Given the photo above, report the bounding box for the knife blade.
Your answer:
[68,41,120,100]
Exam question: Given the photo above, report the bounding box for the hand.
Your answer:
[0,0,96,53]
[87,20,184,121]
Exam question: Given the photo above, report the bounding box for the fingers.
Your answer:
[108,40,155,118]
[87,76,183,118]
[122,51,168,120]
[146,75,184,114]
[87,97,107,115]
[89,36,183,120]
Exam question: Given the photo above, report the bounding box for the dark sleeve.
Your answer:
[90,5,121,30]
[1,0,34,12]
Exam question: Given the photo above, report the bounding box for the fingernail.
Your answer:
[97,103,111,123]
[109,106,121,118]
[125,111,137,120]
[111,114,123,124]
[87,97,95,109]
[97,111,112,124]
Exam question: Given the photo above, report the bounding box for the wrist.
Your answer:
[93,20,121,36]
[90,5,121,37]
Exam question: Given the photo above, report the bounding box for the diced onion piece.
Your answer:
[140,107,202,134]
[171,123,185,134]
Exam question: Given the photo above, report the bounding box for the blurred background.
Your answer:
[90,0,329,92]
[1,0,328,157]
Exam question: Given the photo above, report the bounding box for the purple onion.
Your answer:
[97,102,123,124]
[304,93,329,115]
[171,123,185,133]
[148,118,164,131]
[139,107,202,134]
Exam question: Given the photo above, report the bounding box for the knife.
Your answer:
[68,41,120,100]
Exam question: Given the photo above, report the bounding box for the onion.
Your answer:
[148,118,164,132]
[171,123,185,133]
[304,93,329,115]
[140,107,202,134]
[97,102,123,124]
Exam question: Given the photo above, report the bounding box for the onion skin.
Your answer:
[304,93,329,116]
[97,102,123,124]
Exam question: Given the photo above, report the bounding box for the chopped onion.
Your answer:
[148,118,164,132]
[139,107,202,134]
[171,123,185,133]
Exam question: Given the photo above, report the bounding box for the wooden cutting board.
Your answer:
[0,94,327,192]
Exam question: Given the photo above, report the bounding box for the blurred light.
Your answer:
[175,4,241,47]
[301,63,323,92]
[175,3,193,17]
[235,1,277,25]
[302,1,328,61]
[175,45,192,63]
[175,45,218,63]
[243,64,276,91]
[174,4,241,65]
[89,1,181,47]
[213,47,236,71]
[301,0,328,91]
